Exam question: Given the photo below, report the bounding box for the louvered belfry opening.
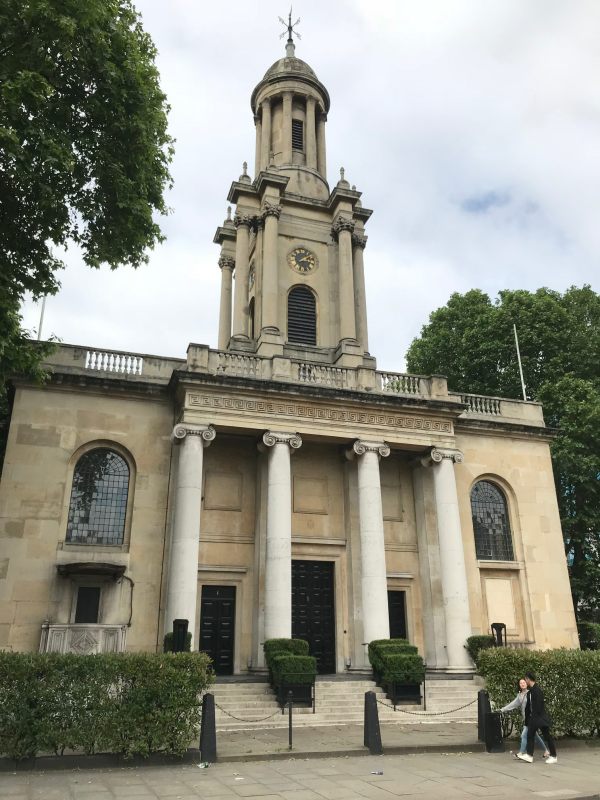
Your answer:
[288,285,317,345]
[292,119,304,151]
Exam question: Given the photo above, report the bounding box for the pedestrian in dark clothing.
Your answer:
[516,671,558,764]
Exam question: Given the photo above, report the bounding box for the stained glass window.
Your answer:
[66,449,129,546]
[471,480,514,561]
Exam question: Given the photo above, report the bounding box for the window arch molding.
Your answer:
[287,283,318,346]
[61,440,136,550]
[469,475,518,562]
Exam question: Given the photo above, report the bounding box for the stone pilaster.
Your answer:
[232,215,252,338]
[352,233,369,353]
[165,424,216,646]
[332,215,357,341]
[261,431,302,640]
[306,96,317,169]
[317,111,327,179]
[217,255,235,350]
[349,439,391,651]
[260,98,271,172]
[282,91,293,164]
[261,202,282,335]
[426,447,473,671]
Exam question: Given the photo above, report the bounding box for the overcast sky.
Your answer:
[21,0,600,373]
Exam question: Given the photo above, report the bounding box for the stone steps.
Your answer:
[210,676,478,731]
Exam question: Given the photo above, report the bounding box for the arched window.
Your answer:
[288,285,316,345]
[470,480,514,561]
[66,448,130,546]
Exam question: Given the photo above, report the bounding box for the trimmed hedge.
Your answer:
[466,634,495,665]
[382,653,425,684]
[0,652,213,760]
[367,639,415,674]
[271,654,317,685]
[578,622,600,650]
[163,631,192,652]
[478,647,600,737]
[263,638,309,659]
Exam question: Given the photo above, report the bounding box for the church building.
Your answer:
[0,33,578,675]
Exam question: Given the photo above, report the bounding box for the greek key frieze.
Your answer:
[186,393,452,434]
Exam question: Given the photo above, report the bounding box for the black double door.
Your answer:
[292,560,336,674]
[199,585,235,675]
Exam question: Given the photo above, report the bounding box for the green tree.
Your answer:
[406,286,600,619]
[0,0,173,451]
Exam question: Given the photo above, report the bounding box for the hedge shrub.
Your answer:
[382,653,425,684]
[367,639,415,674]
[163,631,192,652]
[478,647,600,737]
[578,622,600,651]
[263,638,309,660]
[0,652,213,760]
[466,634,495,665]
[270,653,317,685]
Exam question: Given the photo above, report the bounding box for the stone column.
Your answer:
[165,424,216,646]
[261,202,281,334]
[317,112,327,179]
[351,440,391,645]
[254,115,262,177]
[428,447,473,671]
[352,233,369,353]
[261,431,302,640]
[260,98,272,171]
[232,215,251,338]
[217,255,234,350]
[332,215,357,341]
[306,96,317,169]
[282,91,293,164]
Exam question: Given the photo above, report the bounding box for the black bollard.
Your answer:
[200,692,217,763]
[363,690,383,755]
[484,711,505,753]
[477,689,492,742]
[288,690,293,750]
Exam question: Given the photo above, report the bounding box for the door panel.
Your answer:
[199,585,235,675]
[388,590,407,640]
[292,560,335,674]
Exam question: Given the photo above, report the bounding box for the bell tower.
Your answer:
[214,22,375,369]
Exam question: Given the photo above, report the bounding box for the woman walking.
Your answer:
[500,678,548,759]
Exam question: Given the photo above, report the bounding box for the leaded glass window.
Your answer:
[66,449,129,546]
[471,480,514,561]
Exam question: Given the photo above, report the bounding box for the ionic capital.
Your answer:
[234,214,253,229]
[331,215,355,240]
[218,255,235,271]
[352,233,368,250]
[260,431,302,452]
[171,424,216,446]
[261,202,281,220]
[347,439,390,460]
[423,447,463,467]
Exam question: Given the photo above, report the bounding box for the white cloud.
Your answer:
[21,0,600,373]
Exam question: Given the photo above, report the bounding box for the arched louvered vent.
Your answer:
[288,286,317,345]
[249,297,255,339]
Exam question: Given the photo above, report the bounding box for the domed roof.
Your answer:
[263,56,318,81]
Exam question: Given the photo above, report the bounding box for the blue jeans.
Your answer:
[520,725,546,753]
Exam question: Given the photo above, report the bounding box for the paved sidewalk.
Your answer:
[3,747,600,800]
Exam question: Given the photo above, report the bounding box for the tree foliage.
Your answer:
[0,0,173,445]
[406,286,600,619]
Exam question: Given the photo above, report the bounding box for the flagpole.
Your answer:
[513,323,527,401]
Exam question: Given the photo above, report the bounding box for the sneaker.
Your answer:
[510,751,521,760]
[543,751,550,759]
[516,753,533,763]
[545,756,558,764]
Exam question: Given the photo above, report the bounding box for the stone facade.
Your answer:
[0,38,578,669]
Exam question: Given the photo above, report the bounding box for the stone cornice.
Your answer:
[227,180,259,205]
[253,170,289,197]
[213,224,237,245]
[327,185,361,212]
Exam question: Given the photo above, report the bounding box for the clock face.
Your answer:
[288,247,317,274]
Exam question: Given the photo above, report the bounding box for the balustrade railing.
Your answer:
[459,394,502,415]
[377,371,424,395]
[215,351,262,378]
[85,350,143,375]
[293,362,354,389]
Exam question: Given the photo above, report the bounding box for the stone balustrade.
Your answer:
[39,623,127,654]
[42,343,543,425]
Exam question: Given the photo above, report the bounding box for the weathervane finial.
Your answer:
[279,7,301,56]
